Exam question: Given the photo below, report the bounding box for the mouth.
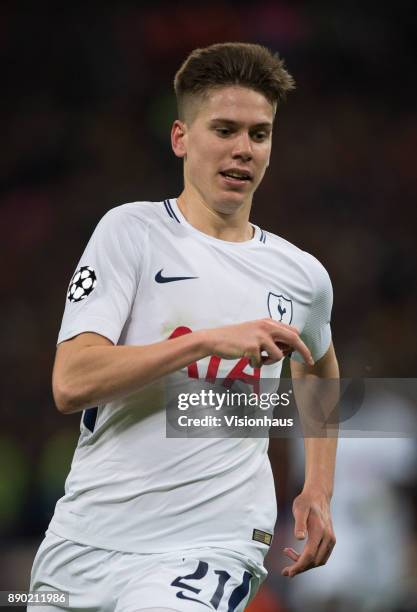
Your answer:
[219,169,252,185]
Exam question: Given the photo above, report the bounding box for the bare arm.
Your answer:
[52,331,209,414]
[53,319,314,414]
[293,342,339,498]
[282,342,339,577]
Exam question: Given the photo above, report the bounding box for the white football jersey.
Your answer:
[49,198,332,567]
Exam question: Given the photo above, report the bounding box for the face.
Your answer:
[171,85,274,214]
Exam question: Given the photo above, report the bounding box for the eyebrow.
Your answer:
[208,118,273,130]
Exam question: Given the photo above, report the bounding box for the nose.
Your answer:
[231,132,252,162]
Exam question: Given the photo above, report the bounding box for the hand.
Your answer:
[282,489,336,578]
[203,319,314,368]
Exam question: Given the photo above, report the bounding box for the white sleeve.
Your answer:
[291,262,333,363]
[57,206,144,345]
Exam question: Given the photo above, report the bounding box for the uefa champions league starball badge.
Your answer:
[67,266,97,302]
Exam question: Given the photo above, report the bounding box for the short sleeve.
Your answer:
[57,206,145,345]
[291,262,333,363]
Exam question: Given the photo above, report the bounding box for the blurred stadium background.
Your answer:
[1,3,416,611]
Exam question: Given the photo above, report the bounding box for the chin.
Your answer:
[213,192,251,215]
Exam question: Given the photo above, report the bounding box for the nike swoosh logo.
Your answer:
[176,592,210,607]
[155,269,199,283]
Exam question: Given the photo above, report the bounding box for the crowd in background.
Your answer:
[1,3,416,610]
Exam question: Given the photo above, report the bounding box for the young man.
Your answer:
[29,43,338,611]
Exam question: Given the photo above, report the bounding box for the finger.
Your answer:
[245,349,262,369]
[283,539,322,577]
[262,320,311,362]
[282,549,299,575]
[276,341,292,356]
[321,542,335,566]
[293,505,309,540]
[283,547,300,562]
[268,327,313,366]
[260,339,284,365]
[288,337,313,366]
[263,319,300,335]
[282,555,313,577]
[283,511,326,577]
[315,535,336,567]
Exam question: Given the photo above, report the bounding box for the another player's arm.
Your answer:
[282,342,339,577]
[53,319,313,414]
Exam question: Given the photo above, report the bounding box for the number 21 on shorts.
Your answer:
[171,559,253,610]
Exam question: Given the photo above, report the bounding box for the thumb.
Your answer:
[293,504,309,540]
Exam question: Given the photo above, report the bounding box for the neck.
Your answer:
[176,187,254,242]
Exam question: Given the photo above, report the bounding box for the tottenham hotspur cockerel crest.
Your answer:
[267,292,293,325]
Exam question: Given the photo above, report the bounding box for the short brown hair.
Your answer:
[174,42,295,121]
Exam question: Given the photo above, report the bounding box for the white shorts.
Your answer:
[28,530,267,612]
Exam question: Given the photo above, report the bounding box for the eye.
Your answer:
[215,127,231,137]
[252,131,268,142]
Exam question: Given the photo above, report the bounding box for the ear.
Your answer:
[171,120,187,158]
